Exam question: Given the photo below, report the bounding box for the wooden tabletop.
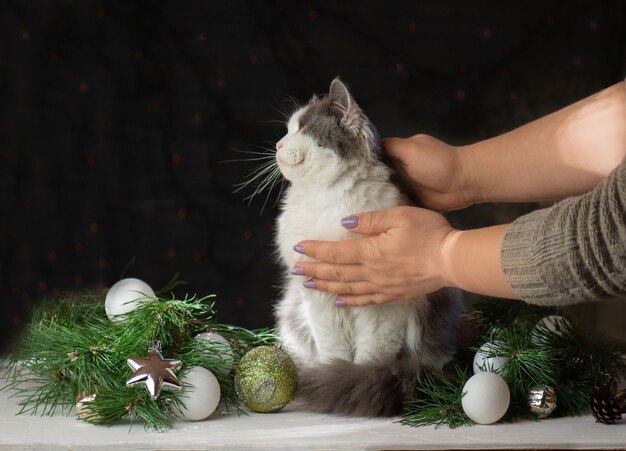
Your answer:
[1,388,625,450]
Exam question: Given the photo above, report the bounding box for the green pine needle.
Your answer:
[402,299,625,428]
[400,364,473,429]
[1,292,277,430]
[4,291,624,430]
[471,297,557,332]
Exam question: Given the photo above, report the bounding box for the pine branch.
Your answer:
[114,294,216,355]
[154,272,188,295]
[483,310,625,418]
[492,327,558,387]
[471,297,558,332]
[211,324,278,349]
[2,291,278,430]
[400,364,472,428]
[81,387,178,431]
[531,315,626,415]
[406,300,626,427]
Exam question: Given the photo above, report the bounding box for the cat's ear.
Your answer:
[329,78,352,112]
[329,78,360,135]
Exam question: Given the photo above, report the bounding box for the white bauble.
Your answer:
[175,367,221,421]
[105,278,155,322]
[531,315,569,346]
[195,332,235,374]
[462,372,510,425]
[472,341,509,375]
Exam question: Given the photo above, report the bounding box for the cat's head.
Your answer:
[276,78,380,185]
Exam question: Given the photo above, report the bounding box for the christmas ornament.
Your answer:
[195,332,235,374]
[589,379,626,424]
[75,391,97,420]
[530,315,569,346]
[527,384,557,418]
[3,292,277,431]
[10,290,626,431]
[472,341,509,375]
[174,366,221,421]
[234,345,297,413]
[105,278,155,322]
[126,340,182,400]
[461,372,510,424]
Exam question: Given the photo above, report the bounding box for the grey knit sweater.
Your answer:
[501,157,626,306]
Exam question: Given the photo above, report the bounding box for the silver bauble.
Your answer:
[527,384,557,418]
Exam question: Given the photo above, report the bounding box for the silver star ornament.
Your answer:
[126,340,182,400]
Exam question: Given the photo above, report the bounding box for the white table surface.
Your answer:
[1,389,625,451]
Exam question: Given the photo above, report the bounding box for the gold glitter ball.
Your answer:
[234,346,297,413]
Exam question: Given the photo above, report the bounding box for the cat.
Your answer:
[272,78,462,416]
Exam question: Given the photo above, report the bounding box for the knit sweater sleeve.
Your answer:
[500,157,626,306]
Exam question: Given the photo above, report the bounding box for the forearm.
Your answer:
[500,158,626,306]
[439,224,519,299]
[459,82,626,204]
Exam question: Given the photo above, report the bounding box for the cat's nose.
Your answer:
[276,142,284,151]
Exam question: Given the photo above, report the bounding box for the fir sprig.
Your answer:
[114,293,215,357]
[400,364,472,429]
[401,299,625,428]
[488,326,556,386]
[530,314,626,415]
[470,298,557,332]
[2,292,277,430]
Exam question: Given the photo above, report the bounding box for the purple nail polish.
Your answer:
[335,299,347,306]
[291,266,305,275]
[303,279,317,289]
[341,215,359,229]
[293,244,305,254]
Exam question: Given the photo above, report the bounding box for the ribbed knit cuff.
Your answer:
[500,208,559,306]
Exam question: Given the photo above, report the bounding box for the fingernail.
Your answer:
[293,244,305,254]
[291,266,305,275]
[303,278,317,289]
[335,298,347,306]
[341,215,359,229]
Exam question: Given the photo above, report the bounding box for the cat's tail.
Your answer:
[296,357,420,416]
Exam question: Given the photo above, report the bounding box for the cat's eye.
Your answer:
[298,120,306,129]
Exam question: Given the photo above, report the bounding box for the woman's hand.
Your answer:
[383,134,475,211]
[292,206,455,307]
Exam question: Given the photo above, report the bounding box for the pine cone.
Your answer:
[589,379,626,424]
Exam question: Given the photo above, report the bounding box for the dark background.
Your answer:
[2,0,625,350]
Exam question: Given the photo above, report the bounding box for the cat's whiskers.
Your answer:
[271,93,301,121]
[233,159,279,193]
[222,146,276,163]
[253,165,282,195]
[274,178,287,208]
[255,167,283,212]
[222,154,275,164]
[232,149,287,213]
[257,119,289,125]
[238,160,283,213]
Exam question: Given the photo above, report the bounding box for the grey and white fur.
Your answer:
[272,78,462,416]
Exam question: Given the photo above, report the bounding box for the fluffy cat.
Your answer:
[273,78,462,416]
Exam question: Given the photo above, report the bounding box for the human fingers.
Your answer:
[294,238,368,264]
[334,292,397,307]
[296,206,401,265]
[292,261,367,283]
[337,207,409,235]
[304,279,379,296]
